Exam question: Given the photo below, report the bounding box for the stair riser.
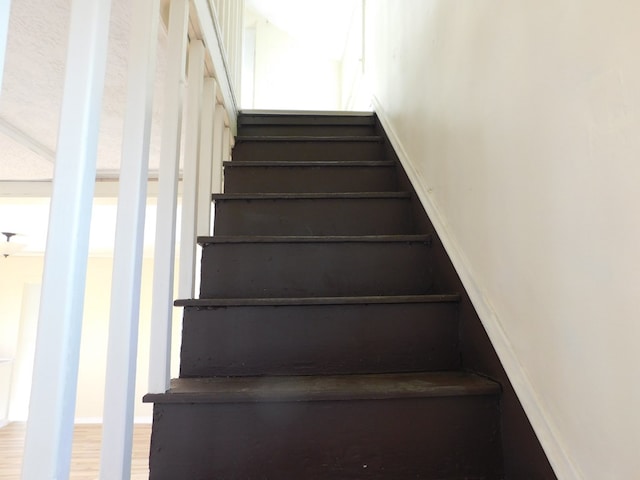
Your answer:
[149,397,502,479]
[238,114,375,127]
[180,302,460,377]
[213,198,414,236]
[233,141,384,162]
[199,242,434,298]
[224,165,398,193]
[239,125,376,137]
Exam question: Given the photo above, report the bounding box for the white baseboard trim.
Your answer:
[372,95,582,480]
[73,416,153,425]
[74,417,103,424]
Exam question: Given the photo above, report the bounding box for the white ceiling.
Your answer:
[0,0,167,182]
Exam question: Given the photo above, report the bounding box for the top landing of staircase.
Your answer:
[238,111,375,126]
[237,111,377,137]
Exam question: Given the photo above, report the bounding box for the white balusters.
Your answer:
[177,39,205,299]
[99,0,161,476]
[148,0,190,395]
[22,0,113,477]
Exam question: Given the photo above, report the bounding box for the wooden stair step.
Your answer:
[223,161,398,193]
[144,373,503,479]
[213,192,410,200]
[198,234,432,244]
[224,160,393,166]
[144,372,500,404]
[176,295,462,377]
[238,112,376,127]
[236,135,383,142]
[232,136,385,162]
[198,235,435,298]
[175,293,460,307]
[237,134,382,141]
[212,193,414,236]
[238,124,376,137]
[236,111,377,137]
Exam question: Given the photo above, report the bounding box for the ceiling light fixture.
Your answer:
[0,232,25,258]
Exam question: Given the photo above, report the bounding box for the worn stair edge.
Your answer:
[212,192,411,201]
[174,294,460,308]
[224,160,395,167]
[235,135,383,143]
[143,372,500,404]
[198,234,432,245]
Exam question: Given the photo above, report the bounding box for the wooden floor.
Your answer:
[0,422,151,479]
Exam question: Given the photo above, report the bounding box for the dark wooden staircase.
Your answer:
[144,112,556,479]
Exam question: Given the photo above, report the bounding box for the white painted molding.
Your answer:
[372,95,583,480]
[0,0,11,93]
[0,179,183,198]
[191,0,238,133]
[0,117,55,162]
[73,416,153,424]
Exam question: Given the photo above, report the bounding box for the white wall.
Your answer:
[243,8,342,111]
[339,1,368,111]
[365,1,640,479]
[0,254,177,422]
[0,194,183,422]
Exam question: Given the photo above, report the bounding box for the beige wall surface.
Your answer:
[365,1,640,478]
[0,255,178,422]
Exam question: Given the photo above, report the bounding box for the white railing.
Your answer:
[116,0,243,474]
[19,0,243,478]
[148,0,243,394]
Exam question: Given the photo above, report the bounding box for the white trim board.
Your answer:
[0,179,184,197]
[372,95,582,480]
[73,416,153,425]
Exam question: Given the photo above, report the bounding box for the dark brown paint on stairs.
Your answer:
[144,112,557,479]
[176,299,461,377]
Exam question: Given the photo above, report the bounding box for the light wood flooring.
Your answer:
[0,422,151,479]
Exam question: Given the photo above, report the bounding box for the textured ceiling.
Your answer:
[0,0,167,181]
[0,0,359,182]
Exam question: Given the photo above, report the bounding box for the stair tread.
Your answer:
[236,135,383,142]
[175,294,460,307]
[143,372,500,404]
[238,112,376,126]
[225,160,394,167]
[198,234,432,244]
[213,192,411,200]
